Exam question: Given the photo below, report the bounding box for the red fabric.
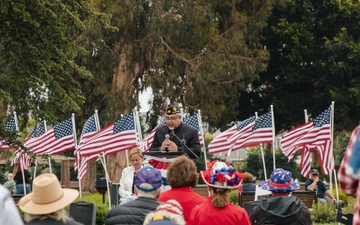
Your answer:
[338,126,360,225]
[148,160,171,170]
[158,187,206,223]
[188,197,251,225]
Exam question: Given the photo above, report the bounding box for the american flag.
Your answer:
[11,121,46,167]
[78,112,139,157]
[280,107,333,175]
[208,125,238,154]
[24,118,75,155]
[75,115,99,180]
[183,114,205,147]
[227,112,273,155]
[142,120,166,152]
[0,118,17,150]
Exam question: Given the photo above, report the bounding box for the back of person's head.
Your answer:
[18,173,79,223]
[242,172,254,183]
[200,160,242,208]
[143,199,185,225]
[135,167,163,198]
[167,156,198,188]
[261,168,300,194]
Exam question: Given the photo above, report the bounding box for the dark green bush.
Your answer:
[229,189,238,205]
[311,202,336,223]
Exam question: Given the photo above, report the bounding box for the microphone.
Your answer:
[171,133,199,159]
[164,134,170,151]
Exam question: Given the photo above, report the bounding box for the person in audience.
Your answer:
[3,173,16,194]
[0,184,24,225]
[250,168,312,225]
[18,173,82,225]
[338,126,360,225]
[237,172,256,199]
[106,167,163,225]
[118,147,144,203]
[188,160,251,225]
[158,156,206,223]
[305,168,336,204]
[143,199,186,225]
[13,163,32,194]
[150,103,201,159]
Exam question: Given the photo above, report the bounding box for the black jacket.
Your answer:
[105,197,160,225]
[150,122,201,158]
[250,196,312,225]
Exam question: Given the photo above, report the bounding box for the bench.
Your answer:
[191,184,209,198]
[238,190,317,208]
[291,191,317,208]
[11,194,25,203]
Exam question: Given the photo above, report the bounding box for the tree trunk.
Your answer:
[107,43,143,183]
[81,160,97,193]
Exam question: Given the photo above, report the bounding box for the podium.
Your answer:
[143,151,187,191]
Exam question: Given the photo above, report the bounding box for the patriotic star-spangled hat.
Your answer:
[261,168,300,193]
[200,160,243,189]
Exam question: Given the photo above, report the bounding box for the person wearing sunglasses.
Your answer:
[150,103,201,159]
[305,169,336,204]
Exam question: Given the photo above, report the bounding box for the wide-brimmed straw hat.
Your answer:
[200,160,243,189]
[18,173,79,215]
[261,168,300,193]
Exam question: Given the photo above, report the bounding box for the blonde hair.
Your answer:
[24,209,70,223]
[210,187,231,208]
[128,147,144,160]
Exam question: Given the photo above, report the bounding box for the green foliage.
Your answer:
[342,196,355,215]
[74,193,110,225]
[229,189,239,205]
[311,202,337,224]
[333,130,351,166]
[244,147,300,180]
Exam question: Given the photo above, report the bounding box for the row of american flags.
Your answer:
[0,104,334,179]
[0,110,205,181]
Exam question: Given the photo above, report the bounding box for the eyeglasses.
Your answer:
[312,174,318,176]
[165,116,179,121]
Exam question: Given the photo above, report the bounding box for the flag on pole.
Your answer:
[0,118,17,150]
[183,114,205,147]
[78,112,138,157]
[74,114,99,180]
[142,120,166,152]
[280,107,333,175]
[208,125,238,154]
[227,112,273,154]
[24,118,75,155]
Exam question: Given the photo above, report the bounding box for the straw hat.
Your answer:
[18,173,79,215]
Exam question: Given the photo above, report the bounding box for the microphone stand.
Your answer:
[170,133,199,159]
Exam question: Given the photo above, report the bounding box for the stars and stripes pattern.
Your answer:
[24,118,75,155]
[75,115,99,180]
[280,107,333,175]
[0,118,17,150]
[208,125,238,154]
[142,120,166,152]
[227,112,273,155]
[78,112,138,157]
[183,114,205,147]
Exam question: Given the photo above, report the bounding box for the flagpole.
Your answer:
[197,110,208,169]
[20,157,27,194]
[72,113,82,198]
[270,105,276,170]
[98,153,111,209]
[330,101,338,199]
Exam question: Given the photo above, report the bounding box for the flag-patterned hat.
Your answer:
[166,103,181,115]
[261,168,300,193]
[200,160,243,189]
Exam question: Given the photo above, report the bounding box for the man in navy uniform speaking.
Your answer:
[150,103,201,159]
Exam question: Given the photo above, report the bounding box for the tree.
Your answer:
[238,0,360,132]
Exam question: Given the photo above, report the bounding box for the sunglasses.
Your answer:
[312,174,318,176]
